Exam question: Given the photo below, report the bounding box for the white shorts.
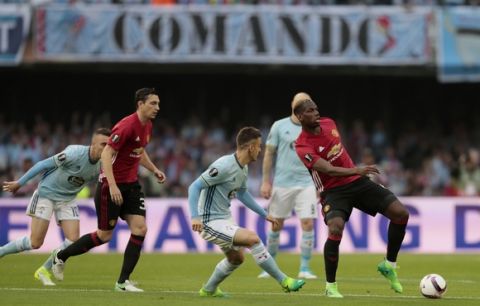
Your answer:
[268,185,318,219]
[26,190,80,224]
[200,219,241,252]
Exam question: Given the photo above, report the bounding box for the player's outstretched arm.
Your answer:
[236,189,268,218]
[312,157,379,177]
[140,151,166,183]
[2,158,56,194]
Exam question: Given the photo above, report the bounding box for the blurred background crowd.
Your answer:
[1,0,479,7]
[1,108,479,199]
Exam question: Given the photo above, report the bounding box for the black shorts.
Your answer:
[320,177,397,224]
[94,180,146,230]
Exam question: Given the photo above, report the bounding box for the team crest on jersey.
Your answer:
[112,134,120,143]
[109,219,117,227]
[304,154,313,163]
[331,129,339,137]
[209,168,218,177]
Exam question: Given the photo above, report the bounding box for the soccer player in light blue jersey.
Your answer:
[258,92,318,280]
[188,127,305,297]
[1,128,110,286]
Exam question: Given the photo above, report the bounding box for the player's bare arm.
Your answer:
[312,157,379,177]
[2,181,21,194]
[140,151,166,184]
[260,145,276,199]
[101,144,123,205]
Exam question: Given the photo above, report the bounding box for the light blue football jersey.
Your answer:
[198,154,248,223]
[266,117,313,188]
[38,145,101,202]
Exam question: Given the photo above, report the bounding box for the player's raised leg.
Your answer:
[258,226,281,279]
[0,195,50,258]
[236,228,305,293]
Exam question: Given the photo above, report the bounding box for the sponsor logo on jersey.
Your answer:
[68,176,85,187]
[331,129,339,137]
[132,147,144,155]
[112,134,120,143]
[209,168,218,177]
[327,143,342,159]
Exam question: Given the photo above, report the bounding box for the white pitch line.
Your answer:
[0,287,480,300]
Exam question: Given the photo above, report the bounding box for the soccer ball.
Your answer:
[419,274,447,298]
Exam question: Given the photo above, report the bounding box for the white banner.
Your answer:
[35,5,432,65]
[0,197,479,253]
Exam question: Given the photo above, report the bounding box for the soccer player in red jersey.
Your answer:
[52,88,166,292]
[294,99,409,298]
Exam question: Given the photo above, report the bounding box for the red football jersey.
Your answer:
[295,117,360,191]
[107,112,152,183]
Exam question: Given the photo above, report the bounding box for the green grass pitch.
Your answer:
[0,253,479,306]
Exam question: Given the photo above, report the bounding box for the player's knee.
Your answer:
[388,201,410,223]
[328,221,345,236]
[134,225,147,236]
[394,207,409,224]
[97,230,113,242]
[246,234,261,247]
[301,219,314,231]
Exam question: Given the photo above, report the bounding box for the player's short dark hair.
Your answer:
[135,88,158,108]
[93,127,111,137]
[293,99,313,117]
[236,127,261,148]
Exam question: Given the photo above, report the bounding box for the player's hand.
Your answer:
[265,215,279,229]
[2,181,21,194]
[356,165,380,176]
[260,182,272,199]
[154,170,166,184]
[109,184,123,205]
[191,219,203,233]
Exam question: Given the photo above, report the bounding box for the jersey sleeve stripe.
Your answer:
[202,186,216,224]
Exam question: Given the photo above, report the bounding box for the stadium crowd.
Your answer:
[1,0,478,5]
[0,111,479,199]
